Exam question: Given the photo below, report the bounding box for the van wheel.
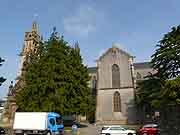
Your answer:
[128,133,133,135]
[106,134,111,135]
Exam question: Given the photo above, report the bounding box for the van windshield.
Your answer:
[56,117,63,125]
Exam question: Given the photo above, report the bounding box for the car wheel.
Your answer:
[128,133,133,135]
[105,134,111,135]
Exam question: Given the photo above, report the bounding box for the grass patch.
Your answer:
[64,127,72,130]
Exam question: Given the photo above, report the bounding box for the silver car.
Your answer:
[100,125,136,135]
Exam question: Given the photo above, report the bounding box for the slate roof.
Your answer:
[133,62,152,69]
[88,67,97,73]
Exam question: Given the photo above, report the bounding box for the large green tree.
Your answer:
[137,25,180,108]
[0,57,6,86]
[136,76,162,108]
[16,29,94,115]
[158,76,180,106]
[137,76,180,108]
[151,25,180,79]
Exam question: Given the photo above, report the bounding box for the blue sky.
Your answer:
[0,0,180,98]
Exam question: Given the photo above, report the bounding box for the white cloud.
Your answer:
[63,4,103,37]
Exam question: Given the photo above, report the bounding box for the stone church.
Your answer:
[2,21,154,125]
[88,45,155,124]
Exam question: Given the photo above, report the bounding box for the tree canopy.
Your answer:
[159,76,180,106]
[0,57,6,86]
[151,25,180,79]
[137,25,180,108]
[136,77,162,108]
[16,30,94,115]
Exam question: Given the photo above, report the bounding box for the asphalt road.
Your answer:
[79,123,100,135]
[64,123,100,135]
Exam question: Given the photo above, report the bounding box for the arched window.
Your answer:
[136,72,141,79]
[113,91,121,112]
[92,76,97,89]
[112,64,120,88]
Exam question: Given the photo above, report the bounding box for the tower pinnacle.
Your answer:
[32,21,37,32]
[75,41,80,52]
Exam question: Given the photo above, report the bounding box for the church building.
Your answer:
[6,21,154,125]
[18,22,154,124]
[88,45,154,124]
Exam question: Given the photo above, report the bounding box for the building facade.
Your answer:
[88,45,154,124]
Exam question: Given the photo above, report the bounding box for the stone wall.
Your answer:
[1,96,16,128]
[96,88,136,124]
[97,47,133,89]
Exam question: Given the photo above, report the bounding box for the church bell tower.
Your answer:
[17,21,40,77]
[1,21,41,125]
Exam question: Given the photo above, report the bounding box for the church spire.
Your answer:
[75,41,80,53]
[32,21,37,32]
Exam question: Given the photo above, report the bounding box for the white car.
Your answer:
[100,125,136,135]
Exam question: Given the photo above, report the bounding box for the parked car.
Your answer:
[137,124,160,135]
[101,125,136,135]
[0,127,6,135]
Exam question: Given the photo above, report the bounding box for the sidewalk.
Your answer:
[64,129,80,135]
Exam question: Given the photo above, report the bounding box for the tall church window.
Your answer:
[112,64,120,88]
[113,91,121,112]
